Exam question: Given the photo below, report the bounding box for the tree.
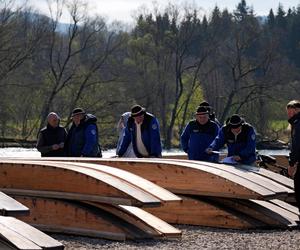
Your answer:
[0,2,47,84]
[267,9,275,29]
[39,0,122,130]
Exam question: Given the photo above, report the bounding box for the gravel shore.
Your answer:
[52,225,300,250]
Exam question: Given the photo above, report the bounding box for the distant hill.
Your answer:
[257,15,267,24]
[56,22,70,34]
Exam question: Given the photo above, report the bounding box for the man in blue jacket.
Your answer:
[207,114,256,165]
[181,106,219,161]
[65,108,102,157]
[117,105,162,158]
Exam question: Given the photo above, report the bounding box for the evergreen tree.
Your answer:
[275,4,286,29]
[267,9,275,29]
[234,0,250,21]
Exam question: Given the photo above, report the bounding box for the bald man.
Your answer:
[36,112,67,157]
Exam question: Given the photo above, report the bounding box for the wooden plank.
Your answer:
[119,205,181,238]
[270,199,299,216]
[0,223,41,250]
[0,192,29,216]
[36,161,181,204]
[0,161,161,207]
[238,164,294,190]
[1,188,134,205]
[145,195,265,229]
[0,216,63,250]
[30,158,279,200]
[31,225,127,241]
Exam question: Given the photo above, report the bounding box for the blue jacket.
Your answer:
[209,123,256,165]
[181,120,219,161]
[117,113,162,157]
[66,114,101,157]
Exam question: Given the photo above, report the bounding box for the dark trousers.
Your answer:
[294,164,300,217]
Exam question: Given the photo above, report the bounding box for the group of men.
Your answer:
[37,103,257,165]
[37,101,295,169]
[37,108,101,157]
[37,100,300,220]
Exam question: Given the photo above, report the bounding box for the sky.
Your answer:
[15,0,300,23]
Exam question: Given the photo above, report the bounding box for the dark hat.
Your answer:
[199,101,211,111]
[131,105,146,117]
[195,106,209,115]
[228,114,243,128]
[71,107,86,117]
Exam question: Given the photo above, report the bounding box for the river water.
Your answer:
[0,147,290,158]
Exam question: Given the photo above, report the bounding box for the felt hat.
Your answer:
[131,105,146,117]
[228,114,244,128]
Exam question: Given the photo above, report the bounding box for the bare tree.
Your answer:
[39,0,122,129]
[0,1,47,84]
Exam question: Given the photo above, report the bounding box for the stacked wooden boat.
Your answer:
[0,160,181,240]
[25,157,298,229]
[0,156,298,242]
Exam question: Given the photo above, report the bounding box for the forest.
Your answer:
[0,0,299,149]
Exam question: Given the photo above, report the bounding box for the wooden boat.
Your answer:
[0,160,179,207]
[32,157,290,200]
[0,216,63,250]
[13,196,181,240]
[2,158,297,230]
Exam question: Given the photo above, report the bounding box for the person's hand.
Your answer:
[206,148,213,154]
[232,155,241,161]
[288,165,297,178]
[52,144,60,150]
